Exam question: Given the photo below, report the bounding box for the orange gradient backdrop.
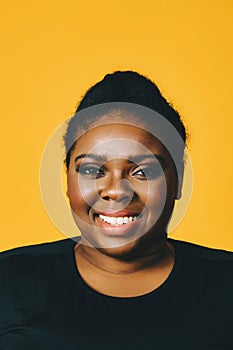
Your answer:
[0,0,232,251]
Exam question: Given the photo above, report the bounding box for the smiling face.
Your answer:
[66,118,180,257]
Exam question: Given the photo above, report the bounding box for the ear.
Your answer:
[176,163,184,200]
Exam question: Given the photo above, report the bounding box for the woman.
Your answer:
[0,71,232,349]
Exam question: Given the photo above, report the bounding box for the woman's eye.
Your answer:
[132,165,162,179]
[76,165,104,178]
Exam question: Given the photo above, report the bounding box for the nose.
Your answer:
[99,175,134,202]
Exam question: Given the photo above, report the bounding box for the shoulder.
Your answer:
[0,238,79,330]
[0,237,80,260]
[0,237,80,298]
[0,237,80,279]
[169,238,233,273]
[169,238,233,290]
[169,238,233,261]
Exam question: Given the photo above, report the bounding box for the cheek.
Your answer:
[67,175,97,210]
[145,177,167,211]
[67,177,82,209]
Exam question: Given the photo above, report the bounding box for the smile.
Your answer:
[97,214,139,226]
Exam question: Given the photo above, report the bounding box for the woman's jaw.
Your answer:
[72,203,174,260]
[67,119,179,259]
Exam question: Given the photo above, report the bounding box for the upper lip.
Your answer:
[95,210,140,217]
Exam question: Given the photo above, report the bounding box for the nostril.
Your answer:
[102,194,118,201]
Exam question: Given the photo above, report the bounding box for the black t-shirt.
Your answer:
[0,238,233,350]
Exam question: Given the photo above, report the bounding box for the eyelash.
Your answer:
[76,164,162,180]
[76,165,104,178]
[131,164,162,179]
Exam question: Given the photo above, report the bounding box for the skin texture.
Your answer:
[66,117,182,296]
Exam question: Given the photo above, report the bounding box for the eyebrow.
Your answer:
[75,154,107,162]
[74,153,166,167]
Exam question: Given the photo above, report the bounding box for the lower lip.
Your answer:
[94,215,142,236]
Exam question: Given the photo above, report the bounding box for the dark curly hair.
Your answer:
[64,71,187,169]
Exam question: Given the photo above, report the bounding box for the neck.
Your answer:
[74,237,174,275]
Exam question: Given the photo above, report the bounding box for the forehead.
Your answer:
[72,122,168,160]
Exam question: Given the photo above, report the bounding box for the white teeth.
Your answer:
[106,217,111,223]
[116,217,123,225]
[111,217,117,225]
[98,214,139,226]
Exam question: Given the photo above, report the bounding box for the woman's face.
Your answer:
[67,119,180,257]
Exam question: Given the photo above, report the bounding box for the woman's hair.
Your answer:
[64,71,186,169]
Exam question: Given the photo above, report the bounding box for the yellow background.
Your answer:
[1,0,232,251]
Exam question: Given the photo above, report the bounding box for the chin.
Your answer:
[78,210,172,258]
[93,229,165,260]
[98,241,141,259]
